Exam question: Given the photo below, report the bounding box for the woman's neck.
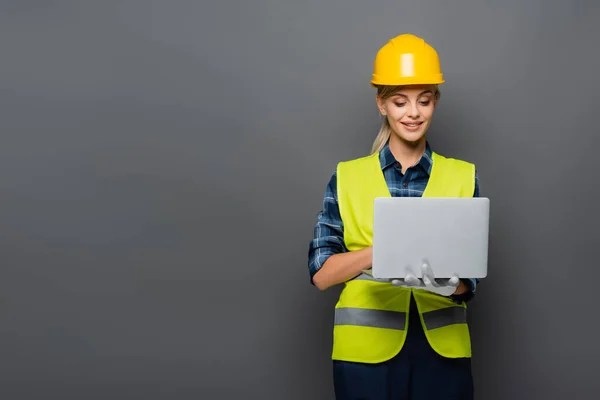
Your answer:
[388,135,427,174]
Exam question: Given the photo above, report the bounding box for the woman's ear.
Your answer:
[376,96,386,115]
[432,92,440,109]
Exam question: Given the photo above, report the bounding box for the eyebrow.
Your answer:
[392,90,433,98]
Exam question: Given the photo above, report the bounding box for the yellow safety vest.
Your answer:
[333,150,476,363]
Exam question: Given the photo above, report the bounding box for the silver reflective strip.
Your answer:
[335,307,406,330]
[422,306,467,330]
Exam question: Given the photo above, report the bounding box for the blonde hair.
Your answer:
[370,84,440,154]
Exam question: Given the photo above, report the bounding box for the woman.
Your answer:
[308,34,480,400]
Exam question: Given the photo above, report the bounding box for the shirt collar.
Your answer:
[379,140,434,175]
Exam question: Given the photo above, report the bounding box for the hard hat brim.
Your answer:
[370,75,445,87]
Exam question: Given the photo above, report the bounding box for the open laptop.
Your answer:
[369,197,490,279]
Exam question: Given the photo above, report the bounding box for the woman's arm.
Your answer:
[309,169,366,291]
[313,246,372,291]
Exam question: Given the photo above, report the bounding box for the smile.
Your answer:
[401,122,423,131]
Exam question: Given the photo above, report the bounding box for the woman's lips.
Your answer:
[401,121,423,131]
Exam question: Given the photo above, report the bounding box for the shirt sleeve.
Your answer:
[450,169,481,303]
[307,170,347,284]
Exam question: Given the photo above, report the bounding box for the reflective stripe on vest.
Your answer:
[422,305,467,330]
[335,307,406,330]
[335,305,467,331]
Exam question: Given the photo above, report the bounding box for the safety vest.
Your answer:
[333,150,476,363]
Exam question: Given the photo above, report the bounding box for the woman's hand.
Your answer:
[419,262,464,296]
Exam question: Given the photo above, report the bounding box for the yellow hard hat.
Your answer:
[371,34,444,86]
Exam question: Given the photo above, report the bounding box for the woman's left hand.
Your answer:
[420,262,462,296]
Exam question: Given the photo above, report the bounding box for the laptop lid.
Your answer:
[371,197,490,279]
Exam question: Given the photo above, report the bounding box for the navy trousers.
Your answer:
[333,295,474,400]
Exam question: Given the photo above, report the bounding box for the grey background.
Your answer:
[1,1,599,399]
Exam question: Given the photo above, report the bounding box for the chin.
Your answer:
[396,131,426,144]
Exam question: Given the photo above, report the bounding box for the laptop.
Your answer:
[370,197,490,279]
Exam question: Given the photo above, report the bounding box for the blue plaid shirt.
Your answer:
[307,141,480,302]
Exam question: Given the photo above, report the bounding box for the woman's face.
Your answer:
[377,85,438,144]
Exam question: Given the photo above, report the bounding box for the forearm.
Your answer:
[312,247,372,291]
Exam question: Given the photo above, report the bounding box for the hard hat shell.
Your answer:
[371,34,444,86]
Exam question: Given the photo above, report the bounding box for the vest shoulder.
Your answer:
[336,152,379,169]
[432,152,476,169]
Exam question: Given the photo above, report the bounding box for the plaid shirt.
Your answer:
[307,141,480,302]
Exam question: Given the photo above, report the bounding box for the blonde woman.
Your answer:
[308,34,480,399]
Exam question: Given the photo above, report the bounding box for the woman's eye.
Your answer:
[394,102,406,107]
[419,101,430,106]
